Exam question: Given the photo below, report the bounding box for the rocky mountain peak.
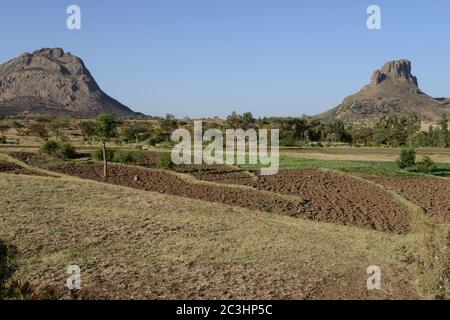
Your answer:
[319,59,450,123]
[0,48,137,117]
[370,59,418,88]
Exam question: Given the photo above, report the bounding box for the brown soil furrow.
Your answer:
[367,176,450,222]
[48,163,305,218]
[47,164,411,233]
[0,161,48,177]
[255,169,412,234]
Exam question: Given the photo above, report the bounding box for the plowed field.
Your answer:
[47,164,412,233]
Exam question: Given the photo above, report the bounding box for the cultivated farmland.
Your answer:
[0,147,449,299]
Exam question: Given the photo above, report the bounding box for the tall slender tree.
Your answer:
[438,114,449,147]
[95,114,118,179]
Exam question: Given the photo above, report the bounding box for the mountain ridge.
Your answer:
[319,59,450,124]
[0,48,139,117]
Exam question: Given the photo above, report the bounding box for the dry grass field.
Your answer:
[0,173,421,300]
[0,149,449,300]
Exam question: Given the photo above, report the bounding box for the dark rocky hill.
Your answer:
[319,59,450,123]
[0,48,138,117]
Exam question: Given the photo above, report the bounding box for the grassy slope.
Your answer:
[0,173,419,300]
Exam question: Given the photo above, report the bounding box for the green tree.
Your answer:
[41,140,76,159]
[121,123,151,143]
[241,112,256,130]
[225,111,242,129]
[293,117,309,141]
[416,156,436,173]
[159,114,178,136]
[350,125,373,146]
[305,118,324,142]
[47,118,70,140]
[374,113,420,147]
[41,140,59,155]
[438,114,449,147]
[397,148,416,169]
[79,121,97,141]
[324,119,349,142]
[402,113,421,147]
[96,115,119,178]
[428,125,439,147]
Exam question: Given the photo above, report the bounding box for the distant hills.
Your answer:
[319,59,450,124]
[0,48,138,117]
[1,50,449,122]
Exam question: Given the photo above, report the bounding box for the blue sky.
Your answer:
[1,0,449,117]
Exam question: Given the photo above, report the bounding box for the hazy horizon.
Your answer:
[1,0,450,118]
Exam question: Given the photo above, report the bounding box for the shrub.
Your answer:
[93,148,115,162]
[315,142,324,148]
[146,130,167,147]
[147,137,159,146]
[78,121,96,141]
[56,143,76,160]
[414,156,437,174]
[149,136,168,146]
[121,123,150,143]
[0,136,6,144]
[113,150,133,164]
[112,150,148,165]
[280,136,297,147]
[41,140,76,159]
[42,140,59,155]
[263,203,273,213]
[397,148,416,169]
[156,152,174,170]
[130,150,148,165]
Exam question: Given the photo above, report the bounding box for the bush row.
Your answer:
[41,140,76,159]
[93,149,148,166]
[92,149,175,169]
[397,148,437,174]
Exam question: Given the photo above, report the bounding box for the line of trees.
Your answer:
[1,112,449,149]
[223,111,449,148]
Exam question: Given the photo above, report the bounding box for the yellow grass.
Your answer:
[0,173,420,299]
